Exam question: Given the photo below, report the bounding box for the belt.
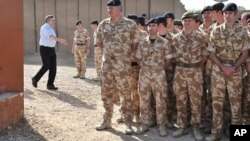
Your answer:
[94,45,98,47]
[76,43,85,46]
[220,59,235,67]
[131,62,139,66]
[176,62,201,68]
[141,65,164,71]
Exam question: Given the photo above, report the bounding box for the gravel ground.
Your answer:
[0,53,229,141]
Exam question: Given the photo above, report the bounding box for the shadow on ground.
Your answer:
[37,89,96,110]
[0,118,46,141]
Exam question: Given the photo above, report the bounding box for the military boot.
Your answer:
[136,124,149,135]
[125,123,133,135]
[172,128,188,138]
[205,133,221,141]
[167,119,174,129]
[96,119,112,131]
[158,124,167,137]
[73,73,81,78]
[80,73,85,79]
[193,126,203,141]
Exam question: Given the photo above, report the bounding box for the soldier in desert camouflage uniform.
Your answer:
[163,12,180,128]
[240,12,250,124]
[171,12,208,141]
[128,15,148,123]
[206,3,250,141]
[91,20,103,80]
[136,17,172,137]
[198,5,214,130]
[72,20,90,79]
[95,0,138,135]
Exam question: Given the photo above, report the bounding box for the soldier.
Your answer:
[136,17,171,137]
[240,12,250,123]
[193,14,202,31]
[199,5,214,131]
[241,12,250,27]
[246,18,250,124]
[72,20,90,79]
[204,3,227,134]
[95,0,138,135]
[164,12,180,34]
[163,12,180,128]
[205,3,250,141]
[156,16,174,128]
[127,14,148,123]
[171,12,208,141]
[199,6,213,33]
[91,20,103,81]
[174,19,183,30]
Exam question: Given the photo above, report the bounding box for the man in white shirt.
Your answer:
[32,15,67,90]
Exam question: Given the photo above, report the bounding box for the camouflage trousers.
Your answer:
[174,67,203,128]
[74,47,87,75]
[211,65,242,134]
[165,69,177,123]
[130,65,140,120]
[242,64,250,122]
[101,58,133,122]
[94,47,103,78]
[138,67,167,125]
[203,68,212,126]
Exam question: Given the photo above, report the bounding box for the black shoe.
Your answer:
[32,77,37,88]
[47,85,58,90]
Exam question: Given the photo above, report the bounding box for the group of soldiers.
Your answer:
[71,0,250,141]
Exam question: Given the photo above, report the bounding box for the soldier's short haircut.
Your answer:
[45,15,54,23]
[242,12,250,21]
[91,20,99,25]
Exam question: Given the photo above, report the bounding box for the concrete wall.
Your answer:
[24,0,186,54]
[0,0,23,92]
[0,0,24,131]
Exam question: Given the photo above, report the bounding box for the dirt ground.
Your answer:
[0,53,229,141]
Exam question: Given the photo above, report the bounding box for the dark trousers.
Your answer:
[33,46,57,86]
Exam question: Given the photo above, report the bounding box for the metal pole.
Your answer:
[33,0,38,52]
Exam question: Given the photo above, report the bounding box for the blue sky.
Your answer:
[180,0,250,11]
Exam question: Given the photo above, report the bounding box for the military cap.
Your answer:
[174,20,182,26]
[76,20,82,25]
[211,2,224,11]
[163,12,175,19]
[91,20,98,25]
[127,14,138,22]
[137,16,145,26]
[181,12,194,20]
[146,17,158,25]
[156,16,166,24]
[222,3,237,12]
[201,6,212,14]
[107,0,121,6]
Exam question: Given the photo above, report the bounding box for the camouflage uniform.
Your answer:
[172,30,207,128]
[164,28,180,125]
[136,35,172,126]
[93,30,103,78]
[73,28,90,76]
[199,23,214,128]
[130,29,147,122]
[208,23,250,134]
[242,27,250,123]
[96,17,138,123]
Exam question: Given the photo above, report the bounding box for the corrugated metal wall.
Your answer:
[24,0,186,54]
